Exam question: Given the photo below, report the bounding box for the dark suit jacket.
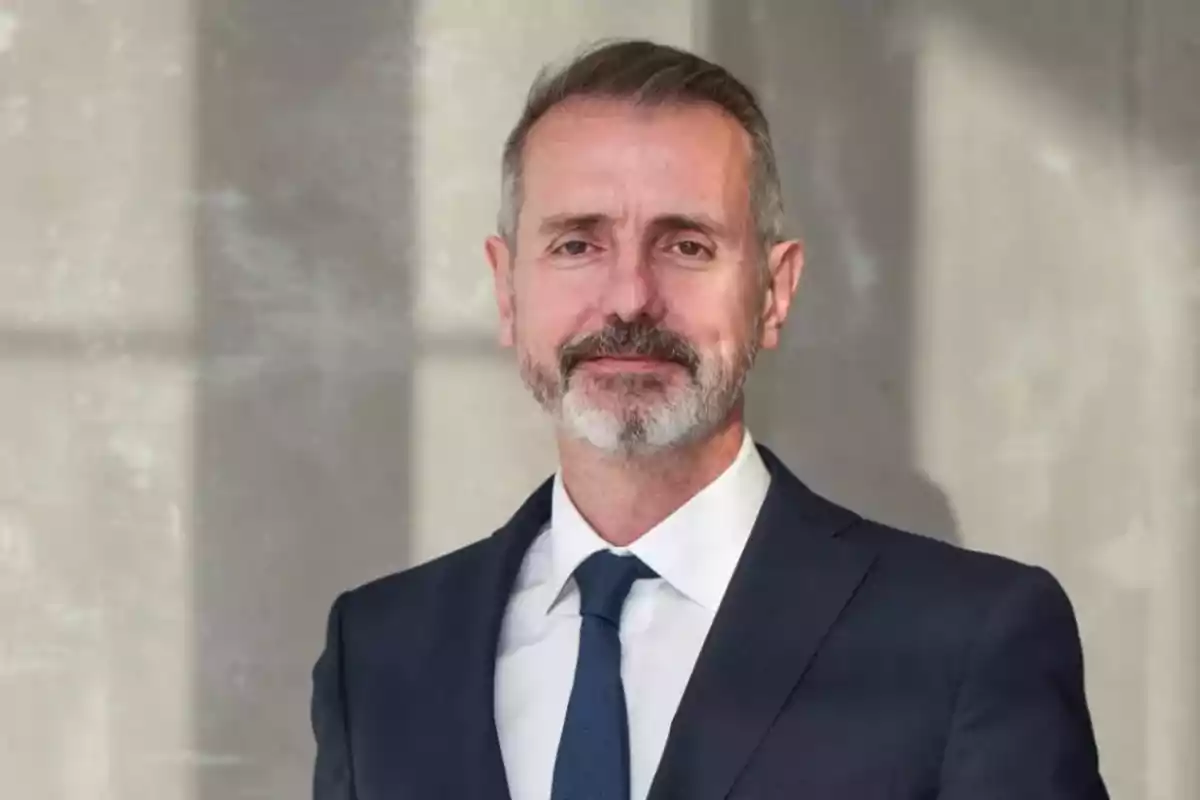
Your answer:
[312,446,1108,799]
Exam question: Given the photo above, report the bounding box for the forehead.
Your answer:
[519,97,753,228]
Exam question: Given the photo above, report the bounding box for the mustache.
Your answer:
[558,318,701,377]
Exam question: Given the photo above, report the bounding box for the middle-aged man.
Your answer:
[313,39,1108,799]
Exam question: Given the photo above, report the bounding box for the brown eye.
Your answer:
[556,240,592,256]
[672,240,711,258]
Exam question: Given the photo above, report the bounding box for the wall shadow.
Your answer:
[928,3,1199,796]
[712,2,1199,796]
[707,2,961,543]
[191,1,416,796]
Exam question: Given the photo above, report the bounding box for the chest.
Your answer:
[495,581,713,800]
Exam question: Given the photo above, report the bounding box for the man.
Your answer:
[312,40,1107,799]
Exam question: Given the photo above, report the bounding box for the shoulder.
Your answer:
[334,535,497,634]
[327,475,553,645]
[848,518,1048,590]
[758,445,1065,611]
[837,516,1079,651]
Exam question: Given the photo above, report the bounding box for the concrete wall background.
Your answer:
[0,1,1195,798]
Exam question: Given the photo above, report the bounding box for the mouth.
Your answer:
[579,356,684,373]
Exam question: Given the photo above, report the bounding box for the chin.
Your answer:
[558,389,713,455]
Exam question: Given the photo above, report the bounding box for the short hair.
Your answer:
[498,39,785,256]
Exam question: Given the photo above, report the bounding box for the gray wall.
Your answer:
[1,1,1196,798]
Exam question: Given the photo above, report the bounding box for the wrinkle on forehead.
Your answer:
[519,98,755,242]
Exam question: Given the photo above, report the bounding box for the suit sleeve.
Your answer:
[312,592,357,800]
[938,567,1108,799]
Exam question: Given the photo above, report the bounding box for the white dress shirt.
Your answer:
[494,432,772,800]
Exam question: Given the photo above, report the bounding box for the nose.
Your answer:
[600,245,665,323]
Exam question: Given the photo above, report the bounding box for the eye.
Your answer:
[552,239,594,257]
[669,239,714,258]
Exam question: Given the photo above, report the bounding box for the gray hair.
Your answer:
[497,39,785,258]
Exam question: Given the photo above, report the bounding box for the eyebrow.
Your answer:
[536,214,607,237]
[648,213,727,239]
[535,212,729,239]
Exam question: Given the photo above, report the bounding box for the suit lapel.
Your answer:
[647,446,878,800]
[424,447,875,800]
[429,476,553,800]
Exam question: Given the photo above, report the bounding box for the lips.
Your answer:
[582,356,679,372]
[590,356,666,362]
[557,319,701,377]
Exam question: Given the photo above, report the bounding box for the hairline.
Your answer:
[500,95,784,267]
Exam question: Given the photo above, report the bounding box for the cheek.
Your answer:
[514,292,582,354]
[665,277,759,349]
[516,273,602,341]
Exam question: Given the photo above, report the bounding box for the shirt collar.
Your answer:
[545,431,771,614]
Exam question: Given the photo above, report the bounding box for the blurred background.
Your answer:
[1,1,1196,797]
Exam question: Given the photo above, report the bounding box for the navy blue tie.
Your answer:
[551,551,657,800]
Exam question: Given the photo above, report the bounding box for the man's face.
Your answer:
[487,97,800,456]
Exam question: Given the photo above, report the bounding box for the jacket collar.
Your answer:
[447,444,876,800]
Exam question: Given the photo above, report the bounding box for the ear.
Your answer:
[485,235,516,348]
[758,239,804,351]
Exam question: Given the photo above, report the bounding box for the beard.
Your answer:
[518,314,760,457]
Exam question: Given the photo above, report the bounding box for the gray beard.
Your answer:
[518,345,757,457]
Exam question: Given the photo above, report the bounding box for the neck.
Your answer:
[556,409,747,547]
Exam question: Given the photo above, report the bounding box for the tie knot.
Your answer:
[573,550,657,625]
